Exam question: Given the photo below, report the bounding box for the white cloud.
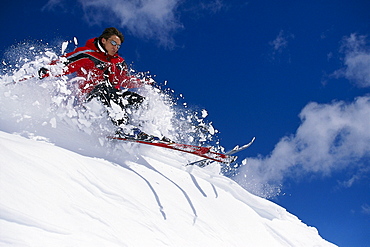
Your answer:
[332,34,370,88]
[234,96,370,198]
[42,0,63,10]
[42,0,80,13]
[78,0,183,48]
[235,33,370,198]
[43,0,183,48]
[43,0,228,48]
[337,165,370,188]
[361,203,370,215]
[269,30,294,53]
[182,0,227,14]
[200,0,226,13]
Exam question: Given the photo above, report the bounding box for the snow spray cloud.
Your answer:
[0,40,219,156]
[234,34,370,198]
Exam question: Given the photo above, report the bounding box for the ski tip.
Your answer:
[232,145,240,151]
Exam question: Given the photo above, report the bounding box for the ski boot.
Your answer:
[115,127,172,143]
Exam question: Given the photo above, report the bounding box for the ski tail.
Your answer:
[188,137,255,167]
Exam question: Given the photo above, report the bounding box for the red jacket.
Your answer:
[57,38,142,94]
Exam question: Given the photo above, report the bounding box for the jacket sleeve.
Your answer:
[45,47,97,77]
[62,48,100,76]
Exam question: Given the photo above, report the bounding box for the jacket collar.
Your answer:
[96,39,106,54]
[90,38,119,59]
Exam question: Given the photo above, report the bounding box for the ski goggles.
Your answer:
[109,40,121,49]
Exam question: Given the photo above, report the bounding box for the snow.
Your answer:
[0,131,335,246]
[0,42,336,246]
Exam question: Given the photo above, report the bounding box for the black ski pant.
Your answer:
[86,83,144,126]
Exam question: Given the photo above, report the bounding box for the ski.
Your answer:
[108,136,237,164]
[225,137,256,155]
[187,137,255,167]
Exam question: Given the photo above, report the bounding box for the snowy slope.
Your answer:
[0,43,336,246]
[0,130,336,247]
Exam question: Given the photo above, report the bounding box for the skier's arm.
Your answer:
[38,48,92,79]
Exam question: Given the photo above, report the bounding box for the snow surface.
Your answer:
[0,42,336,246]
[0,131,336,246]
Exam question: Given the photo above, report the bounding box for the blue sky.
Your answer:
[1,0,369,246]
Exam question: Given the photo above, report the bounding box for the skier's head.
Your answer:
[99,27,124,56]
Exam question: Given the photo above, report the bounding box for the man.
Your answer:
[39,27,168,141]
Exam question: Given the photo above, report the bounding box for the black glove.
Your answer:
[38,67,50,79]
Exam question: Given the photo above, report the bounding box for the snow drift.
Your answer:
[0,41,336,246]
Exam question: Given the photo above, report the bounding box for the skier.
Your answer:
[39,27,169,142]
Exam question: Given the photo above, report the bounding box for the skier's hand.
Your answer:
[38,67,50,79]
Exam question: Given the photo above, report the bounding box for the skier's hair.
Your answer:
[99,27,124,43]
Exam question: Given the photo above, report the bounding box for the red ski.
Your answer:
[108,136,237,163]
